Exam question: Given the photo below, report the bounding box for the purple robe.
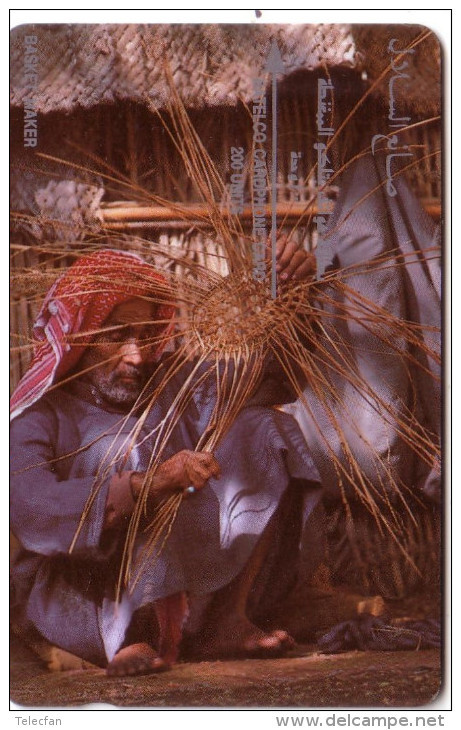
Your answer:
[10,360,322,665]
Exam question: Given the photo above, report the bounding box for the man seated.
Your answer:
[10,245,323,677]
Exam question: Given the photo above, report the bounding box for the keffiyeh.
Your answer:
[10,249,175,419]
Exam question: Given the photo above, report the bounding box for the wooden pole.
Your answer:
[100,200,441,229]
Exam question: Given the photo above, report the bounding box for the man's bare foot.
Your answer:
[106,643,169,677]
[193,617,295,660]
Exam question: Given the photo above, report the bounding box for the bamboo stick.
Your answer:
[100,200,441,227]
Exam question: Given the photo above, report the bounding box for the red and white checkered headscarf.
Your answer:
[10,249,176,419]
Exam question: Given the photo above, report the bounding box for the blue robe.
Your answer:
[10,358,322,665]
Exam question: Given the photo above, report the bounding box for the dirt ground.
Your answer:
[10,632,441,709]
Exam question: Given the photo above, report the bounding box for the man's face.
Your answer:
[78,298,159,409]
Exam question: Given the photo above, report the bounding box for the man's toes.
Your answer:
[150,656,169,672]
[243,628,296,655]
[243,631,289,655]
[107,655,166,677]
[258,634,283,650]
[244,633,276,652]
[106,643,168,677]
[271,629,295,647]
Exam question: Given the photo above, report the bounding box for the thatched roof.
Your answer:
[10,24,355,112]
[10,23,440,115]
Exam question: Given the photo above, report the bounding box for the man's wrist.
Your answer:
[104,472,137,531]
[129,472,144,501]
[129,470,172,502]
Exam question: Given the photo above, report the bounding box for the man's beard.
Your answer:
[88,365,147,408]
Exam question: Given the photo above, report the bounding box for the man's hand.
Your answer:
[130,451,221,500]
[156,450,221,491]
[268,235,316,283]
